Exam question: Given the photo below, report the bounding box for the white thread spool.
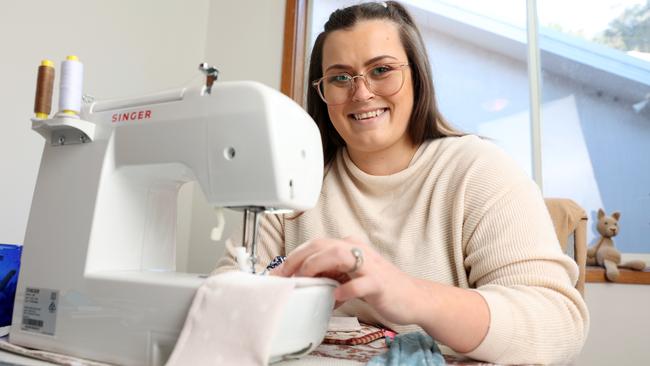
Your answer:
[58,55,83,115]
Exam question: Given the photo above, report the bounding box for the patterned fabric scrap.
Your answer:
[324,323,393,345]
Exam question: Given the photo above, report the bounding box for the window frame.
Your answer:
[281,0,308,106]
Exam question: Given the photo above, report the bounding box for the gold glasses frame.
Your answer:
[312,63,409,105]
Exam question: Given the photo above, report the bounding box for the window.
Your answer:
[302,0,650,253]
[537,0,650,253]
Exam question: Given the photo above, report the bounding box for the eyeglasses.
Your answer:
[312,63,409,105]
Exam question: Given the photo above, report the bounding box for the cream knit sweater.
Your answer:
[215,135,589,364]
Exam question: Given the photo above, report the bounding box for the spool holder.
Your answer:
[31,115,96,146]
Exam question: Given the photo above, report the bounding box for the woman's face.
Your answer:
[321,20,414,157]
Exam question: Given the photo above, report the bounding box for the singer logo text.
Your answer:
[112,110,152,123]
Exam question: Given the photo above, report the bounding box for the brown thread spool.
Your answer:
[34,60,55,119]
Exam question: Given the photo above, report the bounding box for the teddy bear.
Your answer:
[587,209,647,281]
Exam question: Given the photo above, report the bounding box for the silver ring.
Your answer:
[348,248,364,273]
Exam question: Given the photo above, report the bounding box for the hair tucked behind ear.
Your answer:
[307,1,463,166]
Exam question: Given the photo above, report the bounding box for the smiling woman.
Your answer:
[216,2,590,364]
[305,4,461,174]
[314,20,417,175]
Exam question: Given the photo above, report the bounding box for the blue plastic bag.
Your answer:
[0,244,22,327]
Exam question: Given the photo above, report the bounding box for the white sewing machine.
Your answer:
[10,65,336,365]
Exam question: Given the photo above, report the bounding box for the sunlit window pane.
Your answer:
[538,0,650,253]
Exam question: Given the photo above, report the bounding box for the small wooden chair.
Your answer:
[545,198,588,295]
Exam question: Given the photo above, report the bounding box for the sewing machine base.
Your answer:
[9,273,336,365]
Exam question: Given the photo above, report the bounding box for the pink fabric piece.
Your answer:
[166,272,295,366]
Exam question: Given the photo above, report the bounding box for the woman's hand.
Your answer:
[277,236,422,326]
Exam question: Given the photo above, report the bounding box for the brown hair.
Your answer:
[307,1,462,166]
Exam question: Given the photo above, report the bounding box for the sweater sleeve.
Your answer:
[458,142,589,364]
[212,213,285,275]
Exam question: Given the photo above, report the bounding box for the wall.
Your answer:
[578,282,650,366]
[0,0,209,246]
[181,0,287,273]
[204,0,286,89]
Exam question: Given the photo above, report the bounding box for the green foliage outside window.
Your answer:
[595,0,650,52]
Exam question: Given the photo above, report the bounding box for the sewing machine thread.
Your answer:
[34,60,55,119]
[58,56,83,116]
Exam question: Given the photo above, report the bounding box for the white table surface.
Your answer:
[0,349,56,366]
[0,349,363,366]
